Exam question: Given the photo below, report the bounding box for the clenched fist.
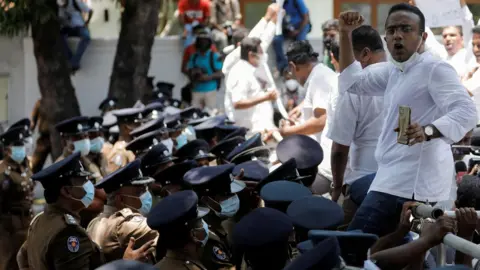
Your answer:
[339,11,365,32]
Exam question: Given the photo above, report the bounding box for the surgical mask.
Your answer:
[285,79,299,92]
[73,139,91,156]
[184,125,196,141]
[161,139,174,154]
[89,137,104,154]
[78,181,95,208]
[10,146,26,163]
[138,191,153,216]
[214,194,240,218]
[176,134,188,149]
[390,52,419,72]
[195,219,209,247]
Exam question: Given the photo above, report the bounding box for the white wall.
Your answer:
[305,0,334,38]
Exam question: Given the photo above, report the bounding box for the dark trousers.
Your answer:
[61,26,91,68]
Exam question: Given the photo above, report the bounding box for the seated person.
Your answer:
[178,0,211,48]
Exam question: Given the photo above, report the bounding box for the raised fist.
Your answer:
[339,11,365,32]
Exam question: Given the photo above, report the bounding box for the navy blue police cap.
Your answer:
[232,160,269,182]
[125,130,164,156]
[165,98,182,109]
[147,190,209,231]
[179,107,204,121]
[296,240,314,254]
[155,81,174,96]
[175,139,215,161]
[55,116,90,136]
[260,181,312,213]
[96,159,154,193]
[141,143,176,176]
[183,164,245,195]
[142,102,164,120]
[129,118,168,138]
[153,160,197,186]
[226,133,263,161]
[112,108,144,124]
[187,116,214,127]
[0,126,27,146]
[32,152,91,190]
[210,136,245,160]
[230,146,271,165]
[233,207,293,248]
[256,158,310,191]
[283,237,340,270]
[96,259,157,270]
[222,127,248,141]
[215,125,244,142]
[102,112,117,129]
[164,113,184,130]
[88,116,103,132]
[277,134,323,170]
[194,115,229,142]
[8,118,32,137]
[287,196,344,230]
[98,97,118,111]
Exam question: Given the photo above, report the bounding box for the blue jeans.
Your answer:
[349,173,376,206]
[61,26,91,69]
[273,24,310,72]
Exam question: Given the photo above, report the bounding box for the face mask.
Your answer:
[10,146,26,163]
[176,134,188,149]
[196,219,209,247]
[215,194,240,218]
[184,125,197,141]
[161,139,174,154]
[285,79,299,92]
[89,137,104,154]
[73,139,91,156]
[390,52,419,72]
[78,181,95,208]
[138,191,153,216]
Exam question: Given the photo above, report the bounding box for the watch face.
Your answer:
[425,126,434,136]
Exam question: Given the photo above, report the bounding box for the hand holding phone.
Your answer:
[397,105,411,145]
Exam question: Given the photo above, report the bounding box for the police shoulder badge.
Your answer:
[67,236,80,253]
[212,245,227,261]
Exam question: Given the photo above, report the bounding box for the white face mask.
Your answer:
[73,138,91,156]
[161,139,174,154]
[285,79,299,92]
[214,194,240,218]
[390,52,419,72]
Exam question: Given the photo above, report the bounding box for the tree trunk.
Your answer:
[31,1,81,160]
[107,0,161,108]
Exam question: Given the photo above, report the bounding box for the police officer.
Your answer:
[141,102,164,122]
[31,98,51,173]
[214,126,248,143]
[147,190,210,269]
[283,237,341,270]
[55,116,107,228]
[8,118,34,157]
[130,118,169,139]
[140,143,176,177]
[99,97,118,117]
[152,160,197,198]
[175,139,216,166]
[194,115,231,147]
[106,108,143,174]
[125,130,167,157]
[183,164,246,269]
[87,160,158,263]
[0,127,34,270]
[260,180,312,213]
[87,117,108,177]
[210,137,245,165]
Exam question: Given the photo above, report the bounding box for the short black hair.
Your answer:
[232,27,249,46]
[322,19,339,32]
[386,3,426,33]
[473,25,480,35]
[286,40,319,65]
[457,175,480,210]
[329,39,340,62]
[352,25,385,53]
[240,37,261,61]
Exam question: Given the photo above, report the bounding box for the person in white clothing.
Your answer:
[327,25,386,226]
[463,26,480,121]
[339,5,477,237]
[226,37,278,134]
[277,40,338,195]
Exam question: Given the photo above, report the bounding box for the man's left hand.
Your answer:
[406,122,426,146]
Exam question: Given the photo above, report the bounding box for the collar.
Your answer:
[238,60,257,73]
[46,203,81,221]
[390,51,425,73]
[2,156,26,172]
[104,205,117,216]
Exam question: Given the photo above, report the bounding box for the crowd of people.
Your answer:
[3,0,480,270]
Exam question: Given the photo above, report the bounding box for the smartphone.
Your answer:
[397,105,411,145]
[451,145,472,156]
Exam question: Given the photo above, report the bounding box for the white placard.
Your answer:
[276,0,285,35]
[416,0,463,28]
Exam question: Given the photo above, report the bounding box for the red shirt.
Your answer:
[182,43,218,71]
[178,0,211,24]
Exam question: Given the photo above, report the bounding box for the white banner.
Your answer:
[416,0,463,28]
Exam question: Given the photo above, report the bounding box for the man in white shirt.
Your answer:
[464,26,480,121]
[339,5,477,237]
[327,25,386,226]
[226,37,278,133]
[277,40,338,195]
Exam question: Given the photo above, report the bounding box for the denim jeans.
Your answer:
[273,24,311,72]
[61,26,91,69]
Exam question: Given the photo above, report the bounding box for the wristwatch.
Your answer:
[424,125,434,141]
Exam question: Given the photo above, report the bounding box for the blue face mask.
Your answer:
[89,137,104,154]
[198,219,209,247]
[80,181,95,208]
[138,191,153,216]
[73,139,91,156]
[10,146,26,164]
[176,134,188,149]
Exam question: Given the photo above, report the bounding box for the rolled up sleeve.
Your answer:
[339,61,390,96]
[430,62,478,144]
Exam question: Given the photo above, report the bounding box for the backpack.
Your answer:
[191,51,222,91]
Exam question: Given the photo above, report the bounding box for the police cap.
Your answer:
[153,160,197,186]
[277,134,323,170]
[8,118,32,137]
[283,237,340,270]
[175,139,215,161]
[141,143,176,176]
[210,136,245,160]
[287,196,344,230]
[232,160,269,182]
[55,116,90,136]
[183,164,245,195]
[0,126,27,146]
[226,133,263,161]
[260,181,312,213]
[96,160,153,193]
[125,130,165,156]
[129,118,167,138]
[112,108,144,124]
[98,97,118,111]
[88,116,104,132]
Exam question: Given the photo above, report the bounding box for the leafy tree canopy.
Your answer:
[0,0,56,37]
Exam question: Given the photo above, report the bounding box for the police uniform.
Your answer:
[283,237,341,270]
[183,164,246,269]
[152,160,197,199]
[106,108,143,174]
[147,190,210,270]
[31,98,51,173]
[175,139,216,164]
[23,152,105,270]
[102,112,118,155]
[96,259,158,270]
[141,143,176,177]
[0,127,34,270]
[87,160,159,263]
[87,117,108,177]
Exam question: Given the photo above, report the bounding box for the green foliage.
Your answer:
[0,0,56,37]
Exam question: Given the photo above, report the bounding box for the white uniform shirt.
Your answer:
[339,52,477,202]
[302,64,338,180]
[226,60,275,132]
[464,67,480,122]
[327,92,384,185]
